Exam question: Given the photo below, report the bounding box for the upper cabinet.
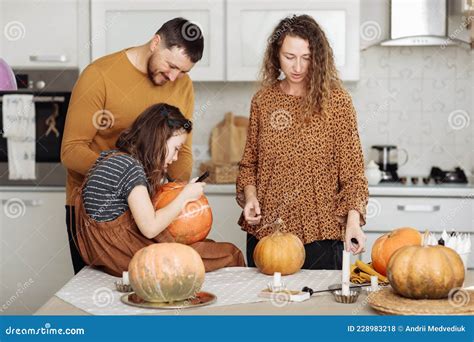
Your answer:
[226,0,360,81]
[90,0,225,81]
[0,0,90,69]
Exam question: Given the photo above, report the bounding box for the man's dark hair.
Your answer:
[156,17,204,63]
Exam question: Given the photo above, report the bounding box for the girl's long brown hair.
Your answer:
[116,103,192,195]
[260,14,341,119]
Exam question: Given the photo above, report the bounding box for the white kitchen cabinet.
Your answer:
[0,189,73,314]
[0,0,90,69]
[361,195,474,268]
[206,193,247,257]
[226,0,360,81]
[90,0,224,81]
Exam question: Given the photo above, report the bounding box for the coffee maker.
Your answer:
[371,145,409,182]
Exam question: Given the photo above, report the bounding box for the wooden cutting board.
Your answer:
[210,112,249,165]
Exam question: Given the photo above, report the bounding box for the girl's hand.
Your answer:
[345,223,366,255]
[244,195,262,225]
[180,180,205,203]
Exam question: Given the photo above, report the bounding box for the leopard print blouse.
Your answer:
[236,83,369,244]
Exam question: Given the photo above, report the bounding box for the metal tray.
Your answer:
[121,291,217,310]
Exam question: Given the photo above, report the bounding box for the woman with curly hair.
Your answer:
[236,15,369,269]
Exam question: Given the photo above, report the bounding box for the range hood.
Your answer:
[381,0,473,48]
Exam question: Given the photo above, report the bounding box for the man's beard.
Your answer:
[147,59,167,86]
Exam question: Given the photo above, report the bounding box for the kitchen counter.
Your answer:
[35,271,474,316]
[205,183,474,197]
[3,183,471,197]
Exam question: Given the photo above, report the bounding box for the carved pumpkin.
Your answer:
[371,227,422,276]
[153,182,212,245]
[128,243,205,303]
[387,244,465,299]
[253,221,305,275]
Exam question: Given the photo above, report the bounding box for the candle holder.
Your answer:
[114,280,133,293]
[266,282,286,293]
[332,289,360,304]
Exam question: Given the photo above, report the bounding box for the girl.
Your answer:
[237,15,369,270]
[72,103,245,276]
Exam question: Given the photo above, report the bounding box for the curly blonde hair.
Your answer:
[260,14,341,118]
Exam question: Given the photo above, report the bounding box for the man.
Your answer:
[61,17,203,274]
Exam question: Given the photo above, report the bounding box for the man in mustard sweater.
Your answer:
[61,17,203,274]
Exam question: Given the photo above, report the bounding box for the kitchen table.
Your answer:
[35,270,474,316]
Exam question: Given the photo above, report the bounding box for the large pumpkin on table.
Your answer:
[387,245,465,299]
[153,182,212,245]
[371,227,422,276]
[253,229,305,275]
[128,243,205,303]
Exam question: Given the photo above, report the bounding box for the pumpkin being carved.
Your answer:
[253,223,305,275]
[387,245,465,299]
[371,227,422,276]
[153,182,212,245]
[128,243,205,303]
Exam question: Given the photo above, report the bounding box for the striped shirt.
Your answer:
[83,150,149,222]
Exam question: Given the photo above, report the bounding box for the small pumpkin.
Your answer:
[253,220,305,275]
[128,243,205,303]
[387,244,465,299]
[371,227,422,276]
[153,182,213,245]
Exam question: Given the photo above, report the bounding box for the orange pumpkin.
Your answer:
[253,225,305,275]
[129,243,205,303]
[387,245,465,299]
[153,182,212,245]
[371,227,421,276]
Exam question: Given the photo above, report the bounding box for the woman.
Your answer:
[236,15,369,270]
[72,103,245,276]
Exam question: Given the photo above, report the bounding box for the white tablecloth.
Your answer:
[56,266,342,315]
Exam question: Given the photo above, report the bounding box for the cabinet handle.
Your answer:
[29,55,68,63]
[397,204,440,212]
[1,199,44,207]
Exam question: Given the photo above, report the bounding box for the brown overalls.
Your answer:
[70,152,245,277]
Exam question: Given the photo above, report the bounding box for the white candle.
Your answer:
[122,271,129,285]
[273,272,282,287]
[342,250,350,296]
[370,276,378,291]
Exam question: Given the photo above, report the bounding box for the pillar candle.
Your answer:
[342,250,350,296]
[122,271,129,285]
[370,276,378,291]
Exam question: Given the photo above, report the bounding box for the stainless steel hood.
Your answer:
[381,0,473,47]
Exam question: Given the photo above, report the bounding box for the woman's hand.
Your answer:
[344,210,366,255]
[244,195,262,225]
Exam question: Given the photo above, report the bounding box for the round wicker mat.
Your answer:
[368,287,474,315]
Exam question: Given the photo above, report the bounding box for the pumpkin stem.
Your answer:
[422,229,430,247]
[265,218,286,235]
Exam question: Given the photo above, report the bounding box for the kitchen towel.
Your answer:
[2,94,36,179]
[55,266,342,315]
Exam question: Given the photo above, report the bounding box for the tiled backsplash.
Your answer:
[192,46,473,178]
